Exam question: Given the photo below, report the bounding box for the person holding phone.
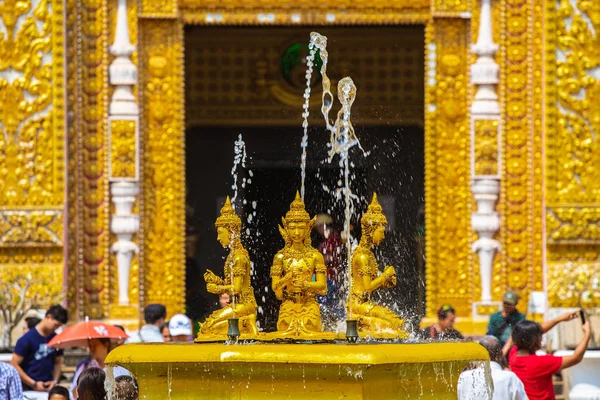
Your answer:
[508,311,591,400]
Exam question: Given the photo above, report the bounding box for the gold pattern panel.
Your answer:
[547,0,600,205]
[473,119,499,176]
[109,119,138,180]
[185,27,425,128]
[432,0,469,15]
[180,0,430,25]
[140,19,186,317]
[0,0,65,208]
[67,0,111,320]
[548,262,600,308]
[0,210,63,247]
[498,0,544,304]
[425,19,474,318]
[548,208,600,243]
[0,0,66,316]
[140,0,177,18]
[545,0,600,306]
[0,250,64,309]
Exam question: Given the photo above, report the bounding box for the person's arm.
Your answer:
[502,336,513,356]
[561,319,591,370]
[49,354,63,387]
[541,310,578,334]
[10,353,43,391]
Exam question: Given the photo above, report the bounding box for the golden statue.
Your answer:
[268,192,334,339]
[197,197,258,338]
[348,193,407,338]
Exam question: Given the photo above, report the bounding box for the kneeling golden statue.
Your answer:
[197,197,258,339]
[348,193,407,338]
[268,192,334,340]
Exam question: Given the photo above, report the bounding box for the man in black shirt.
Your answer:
[419,305,464,340]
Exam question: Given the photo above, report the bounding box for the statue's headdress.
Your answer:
[215,196,241,230]
[279,191,316,247]
[360,193,387,229]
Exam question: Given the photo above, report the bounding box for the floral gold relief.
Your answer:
[67,0,111,320]
[0,0,66,309]
[474,120,499,176]
[139,19,186,316]
[497,0,544,306]
[425,19,474,318]
[110,120,137,179]
[546,0,600,307]
[180,0,430,24]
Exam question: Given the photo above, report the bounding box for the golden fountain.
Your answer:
[106,32,490,399]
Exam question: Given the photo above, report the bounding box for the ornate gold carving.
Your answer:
[109,120,137,179]
[140,19,186,316]
[475,304,501,316]
[425,19,474,318]
[548,208,600,243]
[0,210,63,247]
[0,256,64,308]
[140,0,177,18]
[474,119,499,176]
[0,0,66,319]
[185,27,424,128]
[180,0,429,25]
[548,262,600,308]
[548,0,600,204]
[545,0,600,306]
[0,0,65,208]
[497,0,545,305]
[67,0,111,320]
[432,0,469,14]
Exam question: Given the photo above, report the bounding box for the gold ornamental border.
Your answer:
[136,0,478,321]
[135,0,544,324]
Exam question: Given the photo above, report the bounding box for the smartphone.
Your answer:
[580,309,586,324]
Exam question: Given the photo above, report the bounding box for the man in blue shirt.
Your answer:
[10,305,68,392]
[486,291,526,347]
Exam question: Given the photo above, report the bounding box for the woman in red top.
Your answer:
[508,312,591,400]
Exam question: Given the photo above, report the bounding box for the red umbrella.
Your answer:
[48,318,128,349]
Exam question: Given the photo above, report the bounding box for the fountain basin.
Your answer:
[106,342,488,399]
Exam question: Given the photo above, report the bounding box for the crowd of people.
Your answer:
[0,259,593,400]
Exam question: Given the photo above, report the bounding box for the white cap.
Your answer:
[168,314,192,336]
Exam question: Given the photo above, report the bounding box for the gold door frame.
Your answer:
[132,0,546,328]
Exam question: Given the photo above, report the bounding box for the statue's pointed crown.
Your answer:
[284,191,311,222]
[215,196,241,229]
[361,193,387,226]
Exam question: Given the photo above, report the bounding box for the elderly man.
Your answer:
[487,291,526,347]
[458,336,527,400]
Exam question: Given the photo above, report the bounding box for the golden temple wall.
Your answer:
[2,0,598,326]
[0,0,66,310]
[545,0,600,308]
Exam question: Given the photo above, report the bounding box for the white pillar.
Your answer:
[108,0,139,307]
[470,0,502,311]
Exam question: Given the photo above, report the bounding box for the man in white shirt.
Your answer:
[126,304,166,343]
[458,335,528,400]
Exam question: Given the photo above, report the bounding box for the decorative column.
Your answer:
[470,0,502,318]
[108,0,140,326]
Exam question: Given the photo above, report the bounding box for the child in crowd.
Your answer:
[75,367,105,400]
[48,385,70,400]
[112,375,139,400]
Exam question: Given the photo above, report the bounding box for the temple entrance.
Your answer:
[184,26,425,331]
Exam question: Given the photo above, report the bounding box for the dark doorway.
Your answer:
[184,26,425,332]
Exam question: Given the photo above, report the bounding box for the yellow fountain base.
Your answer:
[106,342,488,399]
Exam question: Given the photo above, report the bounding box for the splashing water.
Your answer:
[302,32,368,321]
[231,134,247,204]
